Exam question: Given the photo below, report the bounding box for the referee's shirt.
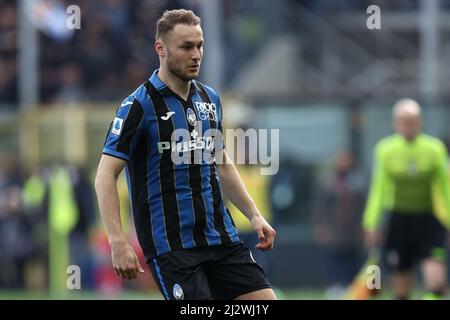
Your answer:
[103,70,240,261]
[363,133,450,231]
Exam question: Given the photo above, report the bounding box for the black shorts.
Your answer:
[384,212,447,272]
[148,242,271,300]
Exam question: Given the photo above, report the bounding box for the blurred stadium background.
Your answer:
[1,0,450,299]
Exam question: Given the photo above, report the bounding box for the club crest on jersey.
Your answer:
[186,108,197,125]
[195,102,217,121]
[111,117,123,136]
[173,283,184,300]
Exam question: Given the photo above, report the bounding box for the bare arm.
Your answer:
[95,154,144,279]
[218,150,276,250]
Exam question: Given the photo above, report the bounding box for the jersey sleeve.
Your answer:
[362,142,389,231]
[434,140,450,229]
[102,97,144,161]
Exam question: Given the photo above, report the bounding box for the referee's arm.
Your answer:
[435,141,450,228]
[362,144,389,249]
[217,150,276,251]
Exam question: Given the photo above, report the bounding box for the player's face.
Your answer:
[394,114,422,140]
[163,24,203,82]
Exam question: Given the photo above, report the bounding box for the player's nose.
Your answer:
[192,48,201,60]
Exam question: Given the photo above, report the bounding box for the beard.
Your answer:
[166,53,200,82]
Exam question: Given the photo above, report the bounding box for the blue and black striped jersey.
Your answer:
[103,70,240,260]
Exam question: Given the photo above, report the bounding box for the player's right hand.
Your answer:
[364,230,381,250]
[110,239,145,280]
[251,215,276,251]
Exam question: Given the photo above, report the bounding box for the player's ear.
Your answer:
[155,39,165,57]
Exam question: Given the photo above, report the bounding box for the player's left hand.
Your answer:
[251,215,276,251]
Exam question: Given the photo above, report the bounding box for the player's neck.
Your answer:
[158,67,190,101]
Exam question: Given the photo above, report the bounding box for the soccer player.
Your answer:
[362,98,450,300]
[94,9,277,300]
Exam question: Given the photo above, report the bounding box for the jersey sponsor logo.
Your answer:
[161,111,175,120]
[157,129,215,154]
[173,283,184,300]
[111,117,124,135]
[195,102,217,121]
[186,108,197,125]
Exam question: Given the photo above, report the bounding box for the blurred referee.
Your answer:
[363,99,450,300]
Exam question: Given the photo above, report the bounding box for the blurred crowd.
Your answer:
[0,0,200,106]
[3,0,448,108]
[311,150,366,298]
[0,153,157,294]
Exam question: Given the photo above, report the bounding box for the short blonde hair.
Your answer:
[156,9,201,40]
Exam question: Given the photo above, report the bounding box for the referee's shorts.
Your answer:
[384,211,447,272]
